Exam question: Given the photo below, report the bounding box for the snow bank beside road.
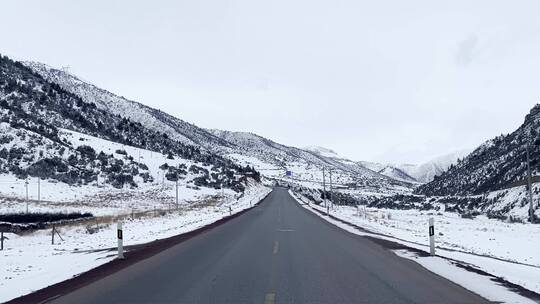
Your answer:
[290,190,540,303]
[0,185,271,303]
[395,250,536,304]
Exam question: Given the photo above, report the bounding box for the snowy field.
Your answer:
[0,128,242,217]
[0,184,271,303]
[0,177,231,217]
[291,191,540,303]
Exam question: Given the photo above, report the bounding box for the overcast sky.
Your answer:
[2,1,539,164]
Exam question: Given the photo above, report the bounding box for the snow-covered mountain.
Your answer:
[20,61,413,195]
[394,149,472,183]
[358,150,471,184]
[377,166,418,183]
[23,61,231,150]
[293,106,540,220]
[4,55,536,220]
[417,105,540,196]
[0,55,257,198]
[357,161,417,183]
[207,130,411,194]
[364,120,540,220]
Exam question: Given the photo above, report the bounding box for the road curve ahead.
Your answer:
[49,187,488,304]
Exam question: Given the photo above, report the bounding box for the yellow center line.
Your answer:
[267,204,281,304]
[264,293,276,304]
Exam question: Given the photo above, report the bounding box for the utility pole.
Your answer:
[175,179,179,209]
[37,177,41,203]
[527,143,535,222]
[322,168,328,214]
[25,178,29,213]
[329,169,333,210]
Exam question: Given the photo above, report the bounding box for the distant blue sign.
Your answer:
[286,170,292,177]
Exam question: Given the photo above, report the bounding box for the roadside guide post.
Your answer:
[429,217,435,256]
[51,224,64,245]
[364,206,367,219]
[329,169,333,210]
[117,222,124,259]
[0,224,7,251]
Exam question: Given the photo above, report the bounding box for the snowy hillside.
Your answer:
[357,106,540,221]
[377,166,417,183]
[208,130,412,195]
[303,146,340,158]
[0,54,259,198]
[0,56,276,303]
[26,58,487,197]
[357,161,386,173]
[366,181,540,222]
[358,150,471,184]
[23,61,413,196]
[0,129,252,215]
[395,149,472,183]
[23,61,231,150]
[417,105,540,196]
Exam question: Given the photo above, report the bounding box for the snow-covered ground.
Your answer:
[395,250,536,304]
[291,191,540,303]
[0,128,241,217]
[0,176,227,217]
[483,184,540,220]
[0,184,271,303]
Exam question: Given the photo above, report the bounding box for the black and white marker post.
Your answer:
[117,222,124,260]
[428,217,435,256]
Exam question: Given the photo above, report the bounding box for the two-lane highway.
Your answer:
[49,188,489,303]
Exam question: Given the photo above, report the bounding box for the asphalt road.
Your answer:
[49,187,489,304]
